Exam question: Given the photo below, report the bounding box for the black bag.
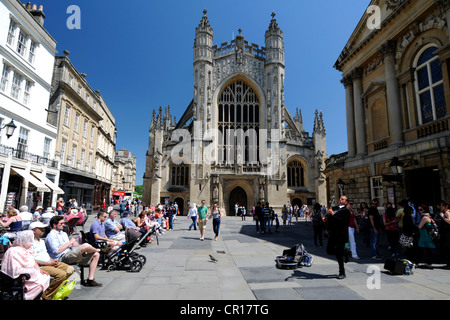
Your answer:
[384,258,406,275]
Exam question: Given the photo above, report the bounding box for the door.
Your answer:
[405,167,441,211]
[229,187,247,216]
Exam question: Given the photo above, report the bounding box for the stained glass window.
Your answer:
[287,161,305,188]
[218,80,260,165]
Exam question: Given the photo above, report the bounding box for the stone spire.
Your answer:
[294,107,304,132]
[150,109,157,131]
[198,9,211,29]
[157,106,163,130]
[268,12,280,31]
[265,12,284,66]
[194,9,214,64]
[313,110,326,135]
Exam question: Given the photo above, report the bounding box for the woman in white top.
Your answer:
[187,203,198,231]
[210,203,222,241]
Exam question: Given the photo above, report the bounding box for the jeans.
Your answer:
[189,216,197,230]
[168,215,174,230]
[370,228,380,257]
[348,227,358,257]
[264,216,271,232]
[213,218,221,237]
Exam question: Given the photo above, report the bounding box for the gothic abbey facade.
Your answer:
[142,11,328,215]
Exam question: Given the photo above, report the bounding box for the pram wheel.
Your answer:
[129,260,143,273]
[137,255,146,265]
[107,264,116,272]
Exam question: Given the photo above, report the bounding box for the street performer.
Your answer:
[326,195,350,279]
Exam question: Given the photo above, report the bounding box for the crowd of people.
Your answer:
[0,197,229,299]
[311,196,450,279]
[3,194,450,298]
[0,199,101,300]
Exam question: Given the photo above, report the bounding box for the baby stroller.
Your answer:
[105,228,147,272]
[276,243,314,269]
[105,226,158,272]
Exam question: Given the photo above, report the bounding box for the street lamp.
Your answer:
[389,157,404,175]
[1,120,17,138]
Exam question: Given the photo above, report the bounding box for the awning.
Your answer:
[12,167,51,193]
[31,171,64,195]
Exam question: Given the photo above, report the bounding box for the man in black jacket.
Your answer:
[327,195,350,279]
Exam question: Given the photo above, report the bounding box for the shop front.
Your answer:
[111,190,125,204]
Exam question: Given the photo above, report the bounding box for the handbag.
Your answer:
[52,279,77,300]
[399,233,413,248]
[428,219,440,241]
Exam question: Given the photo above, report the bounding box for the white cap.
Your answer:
[29,221,47,229]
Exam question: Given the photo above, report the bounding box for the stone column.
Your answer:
[342,75,356,158]
[380,40,404,147]
[352,68,367,156]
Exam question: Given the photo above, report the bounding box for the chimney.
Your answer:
[28,3,46,27]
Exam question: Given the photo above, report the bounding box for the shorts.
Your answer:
[197,219,207,230]
[60,246,93,266]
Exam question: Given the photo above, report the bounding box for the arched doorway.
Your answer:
[229,187,247,216]
[291,198,302,208]
[174,197,184,215]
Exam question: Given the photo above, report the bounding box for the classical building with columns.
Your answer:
[142,11,328,215]
[326,0,450,209]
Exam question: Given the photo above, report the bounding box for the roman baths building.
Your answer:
[327,0,450,210]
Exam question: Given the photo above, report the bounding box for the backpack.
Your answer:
[428,218,440,241]
[312,211,323,225]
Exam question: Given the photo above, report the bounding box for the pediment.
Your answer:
[335,0,408,71]
[361,80,386,99]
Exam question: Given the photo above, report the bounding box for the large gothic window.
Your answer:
[217,80,260,165]
[414,45,447,124]
[287,160,305,188]
[171,164,189,187]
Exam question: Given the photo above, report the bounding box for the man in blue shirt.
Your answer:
[90,211,122,252]
[45,215,102,287]
[104,210,125,242]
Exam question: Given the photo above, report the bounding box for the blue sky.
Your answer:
[38,0,370,185]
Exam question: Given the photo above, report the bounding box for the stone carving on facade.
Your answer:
[213,55,264,92]
[259,177,266,203]
[386,0,407,11]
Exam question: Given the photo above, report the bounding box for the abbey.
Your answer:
[142,11,328,215]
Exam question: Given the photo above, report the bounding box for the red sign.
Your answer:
[112,190,125,197]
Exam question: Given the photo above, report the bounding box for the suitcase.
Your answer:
[384,258,406,275]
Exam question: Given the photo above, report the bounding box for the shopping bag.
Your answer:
[52,279,77,300]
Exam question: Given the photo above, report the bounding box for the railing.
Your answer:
[374,139,388,151]
[0,144,58,168]
[417,118,449,139]
[213,39,266,60]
